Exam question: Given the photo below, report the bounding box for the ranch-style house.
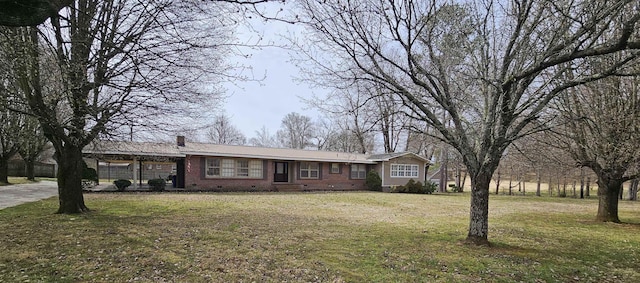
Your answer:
[83,136,430,191]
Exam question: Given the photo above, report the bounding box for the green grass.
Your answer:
[1,192,639,282]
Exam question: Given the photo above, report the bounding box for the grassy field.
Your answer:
[1,192,639,282]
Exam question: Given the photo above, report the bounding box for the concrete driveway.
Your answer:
[0,181,58,210]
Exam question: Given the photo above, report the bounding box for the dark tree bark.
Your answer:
[629,179,639,201]
[619,187,624,200]
[24,159,35,181]
[55,144,88,213]
[0,136,19,183]
[596,177,623,222]
[0,157,10,183]
[536,171,541,197]
[494,171,501,195]
[580,170,585,199]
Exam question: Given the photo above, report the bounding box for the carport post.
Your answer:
[132,156,138,189]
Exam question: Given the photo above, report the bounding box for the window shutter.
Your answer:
[318,162,323,180]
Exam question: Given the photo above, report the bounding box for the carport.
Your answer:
[83,141,186,189]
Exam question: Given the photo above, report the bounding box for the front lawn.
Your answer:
[1,192,638,282]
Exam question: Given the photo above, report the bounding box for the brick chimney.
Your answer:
[177,135,185,147]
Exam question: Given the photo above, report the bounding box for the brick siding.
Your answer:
[184,156,367,192]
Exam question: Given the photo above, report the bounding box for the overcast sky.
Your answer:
[219,13,323,141]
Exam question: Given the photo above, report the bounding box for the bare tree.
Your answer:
[312,117,337,150]
[3,0,239,213]
[17,116,49,181]
[249,125,279,147]
[277,112,315,149]
[305,78,410,153]
[294,0,640,245]
[0,29,30,183]
[551,72,640,222]
[314,116,375,153]
[304,83,379,153]
[0,26,50,182]
[0,109,21,183]
[206,114,247,145]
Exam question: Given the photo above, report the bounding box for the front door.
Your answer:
[274,162,289,182]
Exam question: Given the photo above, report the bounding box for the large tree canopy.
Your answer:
[2,0,238,213]
[293,0,640,245]
[552,72,640,222]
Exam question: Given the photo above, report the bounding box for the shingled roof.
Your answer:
[367,152,430,162]
[84,140,183,157]
[84,140,375,164]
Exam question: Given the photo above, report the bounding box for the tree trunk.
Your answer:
[25,158,36,181]
[586,177,591,197]
[439,147,448,192]
[56,145,89,214]
[580,171,585,199]
[619,186,624,200]
[536,172,541,197]
[495,171,500,195]
[460,171,467,192]
[596,178,622,223]
[455,165,461,189]
[630,179,638,201]
[466,173,491,246]
[0,158,8,183]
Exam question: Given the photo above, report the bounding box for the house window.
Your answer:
[156,164,162,170]
[330,163,340,174]
[390,164,419,178]
[351,164,366,179]
[205,158,263,178]
[206,158,221,177]
[236,160,249,177]
[300,162,319,179]
[249,160,262,178]
[221,159,235,177]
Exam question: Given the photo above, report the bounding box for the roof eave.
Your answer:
[83,150,185,158]
[367,152,431,163]
[181,151,376,164]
